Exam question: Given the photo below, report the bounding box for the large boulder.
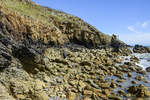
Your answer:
[128,84,150,97]
[133,45,150,53]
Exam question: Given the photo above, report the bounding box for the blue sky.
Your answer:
[32,0,150,46]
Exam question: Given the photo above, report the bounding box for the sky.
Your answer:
[32,0,150,46]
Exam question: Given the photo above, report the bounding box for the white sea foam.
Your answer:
[134,53,150,70]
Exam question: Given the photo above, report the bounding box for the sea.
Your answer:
[130,46,150,70]
[135,53,150,70]
[109,49,150,99]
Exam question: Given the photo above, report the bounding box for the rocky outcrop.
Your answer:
[0,0,127,48]
[128,85,150,97]
[146,67,150,72]
[133,45,150,53]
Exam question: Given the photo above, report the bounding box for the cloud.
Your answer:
[127,21,150,34]
[125,20,150,45]
[127,26,140,34]
[142,21,149,28]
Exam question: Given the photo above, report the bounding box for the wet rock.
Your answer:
[130,56,140,62]
[114,74,124,79]
[131,80,137,84]
[113,57,122,63]
[118,90,126,96]
[133,45,150,53]
[138,70,147,75]
[128,85,150,97]
[135,76,145,81]
[116,79,126,83]
[127,72,132,77]
[124,62,133,66]
[146,67,150,72]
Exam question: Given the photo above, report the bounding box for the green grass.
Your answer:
[0,0,73,25]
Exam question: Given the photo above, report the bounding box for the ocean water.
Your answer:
[134,53,150,70]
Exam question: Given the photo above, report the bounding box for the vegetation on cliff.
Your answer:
[0,0,125,48]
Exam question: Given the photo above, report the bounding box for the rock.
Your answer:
[12,45,43,73]
[118,90,126,96]
[0,42,12,70]
[110,82,117,88]
[104,58,113,66]
[128,85,150,97]
[99,83,110,89]
[111,34,125,52]
[146,67,150,72]
[66,91,77,100]
[135,76,145,81]
[97,93,107,99]
[124,62,133,66]
[130,56,139,62]
[138,70,147,75]
[127,72,132,77]
[83,90,93,96]
[113,57,122,63]
[0,0,137,99]
[78,81,86,92]
[102,89,111,96]
[133,45,150,53]
[0,83,15,100]
[108,95,122,100]
[87,79,99,89]
[84,97,92,100]
[69,80,78,86]
[91,93,99,100]
[80,61,92,66]
[52,58,69,65]
[114,74,124,79]
[131,80,137,84]
[84,65,91,71]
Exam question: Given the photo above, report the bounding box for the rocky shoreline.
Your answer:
[0,0,150,100]
[0,33,150,100]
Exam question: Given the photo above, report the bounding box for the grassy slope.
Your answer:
[0,0,114,47]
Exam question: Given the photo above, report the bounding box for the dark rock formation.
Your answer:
[146,67,150,72]
[133,45,150,53]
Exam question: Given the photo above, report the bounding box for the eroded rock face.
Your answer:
[0,0,127,48]
[0,35,12,70]
[133,45,150,53]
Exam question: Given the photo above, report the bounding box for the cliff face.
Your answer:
[0,0,135,100]
[0,0,120,47]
